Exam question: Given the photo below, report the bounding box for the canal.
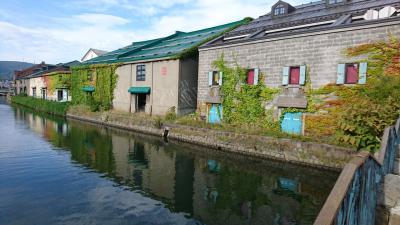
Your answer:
[0,97,339,225]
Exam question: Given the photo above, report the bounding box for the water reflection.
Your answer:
[11,106,338,225]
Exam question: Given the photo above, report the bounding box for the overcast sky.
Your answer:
[0,0,307,64]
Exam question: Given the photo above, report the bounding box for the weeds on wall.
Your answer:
[213,54,280,129]
[71,64,118,111]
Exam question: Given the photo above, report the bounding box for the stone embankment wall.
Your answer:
[67,111,354,170]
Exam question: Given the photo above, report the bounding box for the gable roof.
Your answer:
[83,20,247,65]
[202,0,400,48]
[81,48,108,61]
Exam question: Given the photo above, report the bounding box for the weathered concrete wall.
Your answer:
[197,22,400,109]
[178,58,198,115]
[113,64,132,112]
[15,79,29,95]
[112,60,181,116]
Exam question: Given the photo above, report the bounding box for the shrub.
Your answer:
[11,96,69,116]
[165,107,177,121]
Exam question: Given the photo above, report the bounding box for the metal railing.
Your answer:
[314,118,400,225]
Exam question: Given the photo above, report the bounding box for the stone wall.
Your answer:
[67,111,354,170]
[197,21,400,109]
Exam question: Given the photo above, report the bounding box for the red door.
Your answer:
[346,64,358,84]
[247,70,254,85]
[290,67,300,85]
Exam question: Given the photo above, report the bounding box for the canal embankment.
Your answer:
[66,108,354,170]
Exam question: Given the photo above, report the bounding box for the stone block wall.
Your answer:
[197,22,400,110]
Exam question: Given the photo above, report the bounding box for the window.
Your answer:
[247,69,255,85]
[212,71,220,86]
[328,0,343,4]
[137,65,146,81]
[32,87,36,97]
[274,4,286,15]
[336,62,367,85]
[289,67,300,85]
[87,72,93,81]
[41,88,47,100]
[345,63,359,84]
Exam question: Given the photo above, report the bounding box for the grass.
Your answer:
[11,95,69,117]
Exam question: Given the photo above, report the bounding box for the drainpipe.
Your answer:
[129,64,132,113]
[150,62,154,116]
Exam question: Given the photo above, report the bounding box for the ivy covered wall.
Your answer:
[43,72,71,94]
[71,64,118,111]
[213,55,280,128]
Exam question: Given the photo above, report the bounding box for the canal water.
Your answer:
[0,97,339,225]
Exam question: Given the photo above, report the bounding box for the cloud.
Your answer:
[0,0,310,63]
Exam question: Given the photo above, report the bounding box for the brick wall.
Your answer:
[197,22,400,110]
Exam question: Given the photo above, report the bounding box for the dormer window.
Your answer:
[271,1,295,18]
[274,4,286,15]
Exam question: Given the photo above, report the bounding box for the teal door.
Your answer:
[208,104,222,124]
[281,112,303,135]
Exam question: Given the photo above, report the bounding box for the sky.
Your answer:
[0,0,307,64]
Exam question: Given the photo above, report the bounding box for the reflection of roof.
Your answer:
[202,0,400,48]
[83,20,246,65]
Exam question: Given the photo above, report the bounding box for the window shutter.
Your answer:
[63,90,68,101]
[358,62,367,84]
[254,68,259,85]
[336,64,345,84]
[282,67,289,85]
[219,71,223,86]
[208,72,213,86]
[299,65,306,85]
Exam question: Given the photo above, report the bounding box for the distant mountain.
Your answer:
[0,61,34,80]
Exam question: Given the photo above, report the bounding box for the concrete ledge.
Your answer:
[66,112,354,171]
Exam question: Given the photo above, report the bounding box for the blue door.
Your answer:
[208,104,222,124]
[281,112,303,135]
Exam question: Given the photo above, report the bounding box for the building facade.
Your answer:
[81,20,246,116]
[81,48,108,62]
[197,0,400,128]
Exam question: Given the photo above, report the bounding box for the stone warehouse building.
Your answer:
[82,20,246,116]
[14,62,53,95]
[197,0,400,131]
[24,61,80,102]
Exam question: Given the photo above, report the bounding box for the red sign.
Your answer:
[161,67,167,76]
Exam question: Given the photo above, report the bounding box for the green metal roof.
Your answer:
[83,20,246,65]
[128,87,151,94]
[82,86,95,92]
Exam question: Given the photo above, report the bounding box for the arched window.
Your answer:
[274,4,286,16]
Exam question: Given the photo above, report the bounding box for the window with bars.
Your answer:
[136,65,146,81]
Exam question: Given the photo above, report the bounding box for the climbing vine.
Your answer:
[213,54,280,128]
[43,72,71,94]
[71,64,119,111]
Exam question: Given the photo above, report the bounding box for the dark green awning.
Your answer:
[82,86,95,92]
[128,87,151,94]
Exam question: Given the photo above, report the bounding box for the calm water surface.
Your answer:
[0,97,339,225]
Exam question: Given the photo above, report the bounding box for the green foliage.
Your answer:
[153,116,164,129]
[71,64,118,111]
[164,106,177,121]
[44,72,71,94]
[337,97,400,152]
[213,54,280,128]
[11,96,69,116]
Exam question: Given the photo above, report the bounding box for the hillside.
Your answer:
[0,61,34,80]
